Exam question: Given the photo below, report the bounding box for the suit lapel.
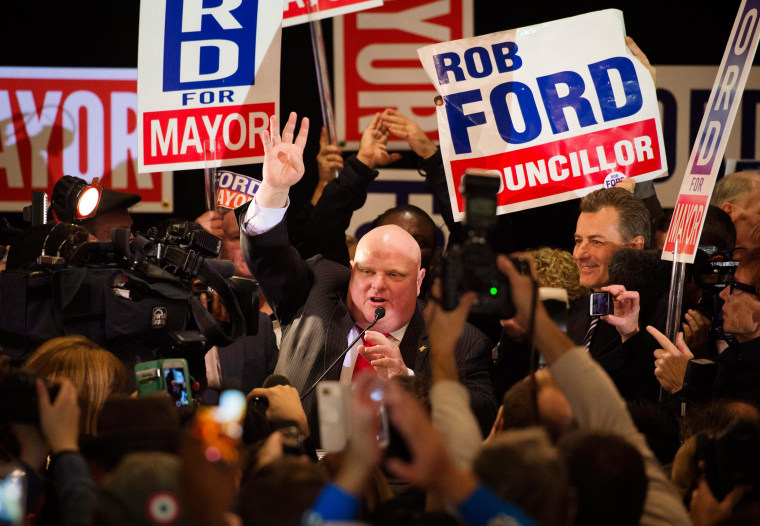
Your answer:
[399,301,429,372]
[318,295,355,382]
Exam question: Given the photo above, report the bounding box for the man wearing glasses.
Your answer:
[648,248,760,402]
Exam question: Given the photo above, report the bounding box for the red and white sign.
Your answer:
[418,9,666,220]
[0,67,172,213]
[215,170,260,210]
[283,0,382,27]
[663,0,760,262]
[335,0,473,149]
[137,0,282,173]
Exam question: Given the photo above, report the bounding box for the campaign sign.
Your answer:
[215,170,260,210]
[138,0,282,173]
[283,0,383,27]
[335,0,473,149]
[0,67,172,213]
[418,9,666,220]
[663,0,760,263]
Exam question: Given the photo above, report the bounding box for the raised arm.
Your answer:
[238,112,313,325]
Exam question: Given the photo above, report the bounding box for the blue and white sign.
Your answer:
[138,0,282,173]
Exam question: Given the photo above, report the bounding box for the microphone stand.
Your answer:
[300,307,385,401]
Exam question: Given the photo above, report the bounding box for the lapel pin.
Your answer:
[419,345,427,353]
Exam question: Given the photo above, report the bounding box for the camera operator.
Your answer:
[649,247,760,404]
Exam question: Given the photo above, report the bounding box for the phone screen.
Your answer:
[164,367,189,407]
[589,292,613,317]
[0,468,25,526]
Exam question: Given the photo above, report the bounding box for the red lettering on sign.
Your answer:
[142,103,274,166]
[0,75,167,209]
[448,118,662,213]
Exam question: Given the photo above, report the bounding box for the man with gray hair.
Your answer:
[568,187,665,401]
[710,171,760,257]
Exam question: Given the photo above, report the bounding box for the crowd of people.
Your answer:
[3,36,760,526]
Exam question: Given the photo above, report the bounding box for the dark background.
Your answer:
[0,0,749,232]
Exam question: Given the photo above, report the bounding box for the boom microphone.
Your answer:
[300,307,387,400]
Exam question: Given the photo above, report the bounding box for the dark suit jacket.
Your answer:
[567,294,665,402]
[237,207,497,440]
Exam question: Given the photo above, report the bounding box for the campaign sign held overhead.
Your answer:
[138,0,282,173]
[417,9,666,220]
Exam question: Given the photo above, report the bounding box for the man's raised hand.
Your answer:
[257,112,309,208]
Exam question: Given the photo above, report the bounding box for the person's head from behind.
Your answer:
[474,427,573,526]
[238,456,327,526]
[718,247,760,342]
[348,224,425,333]
[558,430,647,526]
[498,370,575,443]
[23,335,125,434]
[375,205,438,273]
[711,171,760,254]
[524,247,589,302]
[574,188,650,290]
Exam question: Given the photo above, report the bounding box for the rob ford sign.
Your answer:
[137,0,282,173]
[418,9,667,220]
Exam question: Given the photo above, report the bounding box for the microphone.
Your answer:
[300,307,386,401]
[262,374,291,388]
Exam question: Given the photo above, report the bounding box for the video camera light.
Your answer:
[51,175,103,221]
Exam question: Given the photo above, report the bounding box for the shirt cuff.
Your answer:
[242,195,289,235]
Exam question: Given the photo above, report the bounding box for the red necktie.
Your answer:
[352,325,390,380]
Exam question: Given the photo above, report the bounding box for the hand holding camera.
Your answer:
[596,285,641,342]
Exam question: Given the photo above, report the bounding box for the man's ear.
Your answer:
[417,268,426,295]
[722,201,735,219]
[629,235,645,250]
[350,260,354,269]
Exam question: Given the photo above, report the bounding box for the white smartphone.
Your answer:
[316,381,351,452]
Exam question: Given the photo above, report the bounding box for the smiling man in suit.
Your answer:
[236,113,496,440]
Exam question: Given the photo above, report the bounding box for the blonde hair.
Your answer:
[524,247,589,302]
[23,335,125,435]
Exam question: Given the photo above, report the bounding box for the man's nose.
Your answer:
[574,241,588,259]
[719,285,730,302]
[370,273,386,290]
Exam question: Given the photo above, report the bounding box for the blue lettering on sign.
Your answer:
[490,81,542,145]
[440,53,648,150]
[163,0,258,92]
[588,57,642,121]
[536,70,598,134]
[433,41,522,85]
[444,90,487,154]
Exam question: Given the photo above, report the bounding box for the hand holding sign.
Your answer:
[257,112,310,208]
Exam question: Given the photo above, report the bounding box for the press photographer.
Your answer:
[0,176,257,393]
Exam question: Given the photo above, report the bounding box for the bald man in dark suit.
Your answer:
[236,113,496,440]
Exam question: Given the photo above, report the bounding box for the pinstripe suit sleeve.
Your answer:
[455,324,498,437]
[237,205,312,326]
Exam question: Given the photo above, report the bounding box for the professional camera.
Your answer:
[438,170,522,319]
[0,219,255,369]
[695,419,760,502]
[690,245,739,341]
[0,370,60,424]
